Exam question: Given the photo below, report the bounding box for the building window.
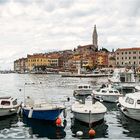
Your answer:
[133,56,136,59]
[129,52,131,54]
[122,52,123,55]
[122,62,123,65]
[133,51,136,54]
[117,53,119,55]
[125,52,127,54]
[134,61,135,64]
[117,57,119,60]
[129,57,131,59]
[122,57,123,59]
[125,57,127,59]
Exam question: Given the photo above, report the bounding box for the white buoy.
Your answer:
[28,107,33,118]
[76,131,83,137]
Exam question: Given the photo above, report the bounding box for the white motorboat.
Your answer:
[73,84,92,99]
[93,85,123,103]
[0,96,19,117]
[108,68,136,83]
[108,68,138,90]
[71,97,107,124]
[118,92,140,121]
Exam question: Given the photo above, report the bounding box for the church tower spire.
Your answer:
[92,25,98,49]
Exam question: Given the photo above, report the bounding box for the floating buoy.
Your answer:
[89,129,96,137]
[56,118,62,126]
[76,131,83,137]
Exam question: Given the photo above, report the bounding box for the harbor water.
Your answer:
[0,73,140,139]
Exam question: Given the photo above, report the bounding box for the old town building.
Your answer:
[14,58,28,73]
[27,54,49,71]
[115,48,140,67]
[108,52,116,67]
[96,51,108,68]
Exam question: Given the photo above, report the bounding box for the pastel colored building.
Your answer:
[115,48,140,67]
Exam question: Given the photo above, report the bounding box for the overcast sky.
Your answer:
[0,0,140,70]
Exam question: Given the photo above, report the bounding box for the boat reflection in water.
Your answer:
[103,102,118,112]
[117,111,140,138]
[71,118,108,139]
[23,116,66,139]
[0,115,18,130]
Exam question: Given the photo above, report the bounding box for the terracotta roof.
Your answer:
[27,54,47,58]
[116,47,140,51]
[48,54,61,59]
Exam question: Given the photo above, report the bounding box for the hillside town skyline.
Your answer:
[14,25,140,74]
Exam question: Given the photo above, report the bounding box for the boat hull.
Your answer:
[94,94,121,103]
[22,108,63,121]
[119,105,140,121]
[118,96,140,121]
[0,106,19,117]
[72,111,105,123]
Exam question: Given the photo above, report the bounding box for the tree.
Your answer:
[101,47,109,52]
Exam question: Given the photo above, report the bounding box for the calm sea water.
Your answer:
[0,73,140,139]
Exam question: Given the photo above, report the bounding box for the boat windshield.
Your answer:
[12,99,17,105]
[137,100,140,104]
[101,90,107,93]
[78,86,83,89]
[125,97,134,104]
[1,101,10,106]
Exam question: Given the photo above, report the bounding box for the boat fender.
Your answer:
[63,109,67,119]
[99,97,103,102]
[17,106,21,114]
[28,107,33,118]
[9,108,16,112]
[76,131,83,137]
[116,100,119,103]
[122,107,127,112]
[117,103,121,108]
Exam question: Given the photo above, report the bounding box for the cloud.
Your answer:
[0,0,139,69]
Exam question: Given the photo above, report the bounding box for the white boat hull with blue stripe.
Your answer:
[22,97,65,121]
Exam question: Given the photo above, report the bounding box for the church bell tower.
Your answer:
[92,25,98,50]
